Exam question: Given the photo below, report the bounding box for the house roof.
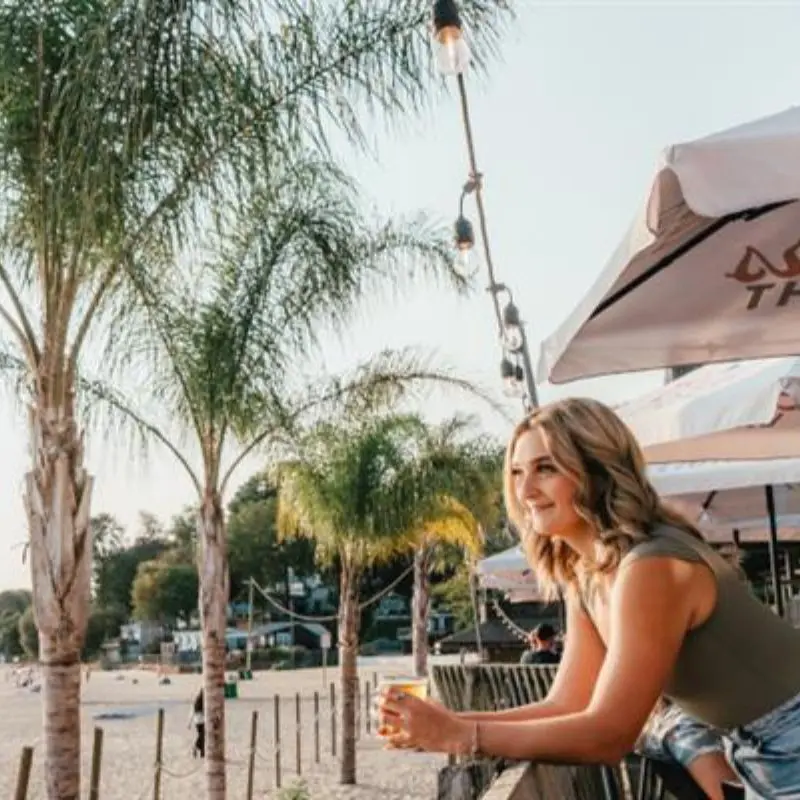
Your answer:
[252,621,330,639]
[439,603,562,650]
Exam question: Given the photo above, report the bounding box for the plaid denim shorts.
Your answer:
[723,690,800,799]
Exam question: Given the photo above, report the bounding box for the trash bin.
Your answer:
[224,681,238,699]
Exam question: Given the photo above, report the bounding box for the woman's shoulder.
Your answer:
[625,524,708,565]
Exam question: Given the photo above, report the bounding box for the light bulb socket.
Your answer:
[502,302,521,328]
[433,0,463,38]
[454,214,475,250]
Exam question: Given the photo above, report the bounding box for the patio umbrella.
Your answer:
[618,360,800,617]
[651,458,800,615]
[476,545,541,596]
[536,107,800,385]
[618,357,800,461]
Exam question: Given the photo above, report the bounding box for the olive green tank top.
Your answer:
[599,525,800,730]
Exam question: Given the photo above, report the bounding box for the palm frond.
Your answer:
[273,409,503,576]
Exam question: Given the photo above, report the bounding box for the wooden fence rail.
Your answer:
[431,664,720,800]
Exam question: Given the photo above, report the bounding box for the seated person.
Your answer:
[520,623,561,665]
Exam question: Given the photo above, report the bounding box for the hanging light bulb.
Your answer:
[453,214,478,278]
[502,302,524,353]
[432,0,471,76]
[455,247,477,278]
[501,358,524,397]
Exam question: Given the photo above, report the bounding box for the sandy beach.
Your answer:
[0,658,451,799]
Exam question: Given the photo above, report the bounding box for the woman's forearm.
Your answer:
[457,699,569,724]
[453,711,634,764]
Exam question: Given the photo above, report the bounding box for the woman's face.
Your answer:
[511,426,584,538]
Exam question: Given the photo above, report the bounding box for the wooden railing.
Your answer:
[433,663,558,711]
[431,665,714,800]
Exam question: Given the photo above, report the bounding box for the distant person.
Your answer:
[520,623,560,665]
[188,688,205,758]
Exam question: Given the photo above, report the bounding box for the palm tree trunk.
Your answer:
[338,563,360,785]
[412,546,432,678]
[198,491,230,800]
[24,404,93,800]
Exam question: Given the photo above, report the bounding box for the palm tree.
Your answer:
[0,1,511,795]
[401,423,504,678]
[275,413,502,784]
[102,154,492,797]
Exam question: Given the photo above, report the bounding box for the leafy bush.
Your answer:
[276,779,310,800]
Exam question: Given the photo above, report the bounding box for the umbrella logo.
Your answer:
[726,242,800,310]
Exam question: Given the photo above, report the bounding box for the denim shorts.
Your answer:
[638,705,724,768]
[724,690,800,799]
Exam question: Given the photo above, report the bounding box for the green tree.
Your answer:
[131,561,199,626]
[227,478,315,601]
[91,514,125,560]
[0,589,32,658]
[18,606,38,660]
[0,589,32,617]
[82,607,126,661]
[166,508,198,564]
[275,413,500,783]
[94,539,169,616]
[432,523,515,630]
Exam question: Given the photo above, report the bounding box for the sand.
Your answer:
[0,657,453,799]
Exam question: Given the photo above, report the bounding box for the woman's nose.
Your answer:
[520,470,540,498]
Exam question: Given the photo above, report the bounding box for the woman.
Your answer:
[379,398,800,798]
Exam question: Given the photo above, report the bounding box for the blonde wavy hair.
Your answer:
[504,397,701,599]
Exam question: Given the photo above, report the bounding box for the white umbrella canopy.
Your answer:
[617,357,800,462]
[536,107,800,385]
[650,457,800,614]
[476,545,539,595]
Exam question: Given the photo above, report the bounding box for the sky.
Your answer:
[2,0,800,590]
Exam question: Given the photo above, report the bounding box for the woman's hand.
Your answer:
[378,689,472,754]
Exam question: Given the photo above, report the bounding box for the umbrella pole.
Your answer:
[764,485,785,617]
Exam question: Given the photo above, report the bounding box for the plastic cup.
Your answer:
[375,675,428,738]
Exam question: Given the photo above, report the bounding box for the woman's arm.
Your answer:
[458,590,605,723]
[452,558,699,763]
[380,557,704,761]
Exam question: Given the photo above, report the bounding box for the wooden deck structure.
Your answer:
[431,664,742,800]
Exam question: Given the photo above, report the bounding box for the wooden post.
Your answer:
[373,671,378,688]
[295,692,302,775]
[330,682,337,757]
[89,727,104,800]
[365,681,371,734]
[274,694,282,789]
[313,692,320,764]
[153,708,165,800]
[246,710,258,800]
[13,746,33,800]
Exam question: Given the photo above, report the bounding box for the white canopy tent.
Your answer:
[536,108,800,385]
